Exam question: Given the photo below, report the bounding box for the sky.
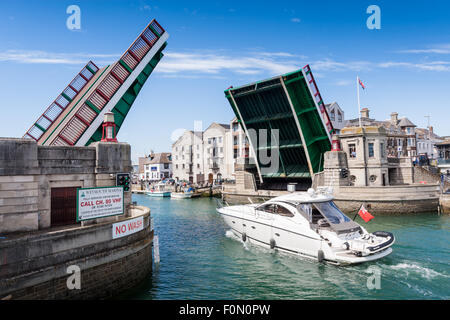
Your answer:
[0,0,449,163]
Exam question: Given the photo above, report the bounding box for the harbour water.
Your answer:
[125,194,450,300]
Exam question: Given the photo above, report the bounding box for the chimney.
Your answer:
[390,112,398,125]
[429,126,433,134]
[361,108,370,118]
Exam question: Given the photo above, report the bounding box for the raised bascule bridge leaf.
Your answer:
[225,65,333,190]
[23,19,168,146]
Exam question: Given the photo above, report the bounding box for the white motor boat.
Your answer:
[217,188,395,265]
[171,191,194,199]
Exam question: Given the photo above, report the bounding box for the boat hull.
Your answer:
[146,191,171,197]
[171,192,193,199]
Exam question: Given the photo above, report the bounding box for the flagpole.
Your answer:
[357,76,361,127]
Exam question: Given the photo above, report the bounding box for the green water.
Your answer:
[127,194,450,300]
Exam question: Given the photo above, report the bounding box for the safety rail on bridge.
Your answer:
[302,64,334,138]
[23,61,99,141]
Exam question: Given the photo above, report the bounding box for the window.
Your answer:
[182,164,185,169]
[176,164,178,169]
[175,147,178,152]
[220,147,223,153]
[337,111,342,122]
[380,143,385,158]
[368,143,374,158]
[234,148,238,159]
[197,164,200,169]
[257,204,276,213]
[218,137,222,143]
[197,154,200,159]
[330,110,335,121]
[197,144,199,150]
[274,204,294,217]
[164,163,169,169]
[208,138,212,144]
[314,201,351,224]
[349,144,356,158]
[182,146,184,151]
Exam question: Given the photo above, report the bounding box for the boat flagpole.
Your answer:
[357,76,361,127]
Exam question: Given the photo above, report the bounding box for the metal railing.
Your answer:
[23,61,99,141]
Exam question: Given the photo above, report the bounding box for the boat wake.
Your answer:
[388,262,449,280]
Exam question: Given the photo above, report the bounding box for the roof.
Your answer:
[141,152,171,165]
[149,152,171,164]
[436,139,450,146]
[268,189,334,204]
[217,123,230,129]
[398,117,416,127]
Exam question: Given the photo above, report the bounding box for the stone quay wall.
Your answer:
[222,184,440,214]
[333,184,440,214]
[0,206,152,300]
[0,138,132,233]
[0,138,153,299]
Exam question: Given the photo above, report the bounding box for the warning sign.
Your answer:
[77,186,124,221]
[112,216,144,239]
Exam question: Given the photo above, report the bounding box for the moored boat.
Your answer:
[146,182,171,197]
[171,191,194,199]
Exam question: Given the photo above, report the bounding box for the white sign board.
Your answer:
[112,216,144,239]
[77,186,124,221]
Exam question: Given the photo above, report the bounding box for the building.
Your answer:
[172,130,204,184]
[230,117,256,176]
[345,109,418,158]
[436,139,450,171]
[338,126,414,186]
[203,122,233,183]
[325,102,345,134]
[138,152,172,181]
[415,126,442,160]
[171,122,236,184]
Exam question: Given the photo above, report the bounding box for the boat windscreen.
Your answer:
[314,201,350,224]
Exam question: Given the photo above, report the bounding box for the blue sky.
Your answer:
[1,0,449,163]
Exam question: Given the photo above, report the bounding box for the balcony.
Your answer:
[209,157,220,170]
[387,157,400,164]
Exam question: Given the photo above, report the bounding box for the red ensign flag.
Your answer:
[358,205,374,222]
[359,78,366,90]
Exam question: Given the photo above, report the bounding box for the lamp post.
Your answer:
[331,134,341,151]
[101,111,118,142]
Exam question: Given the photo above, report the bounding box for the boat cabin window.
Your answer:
[257,204,276,213]
[313,201,351,224]
[310,206,324,224]
[257,204,294,217]
[274,204,294,217]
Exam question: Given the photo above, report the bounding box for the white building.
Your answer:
[172,123,235,184]
[415,127,442,160]
[325,102,345,134]
[138,152,172,181]
[230,117,256,176]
